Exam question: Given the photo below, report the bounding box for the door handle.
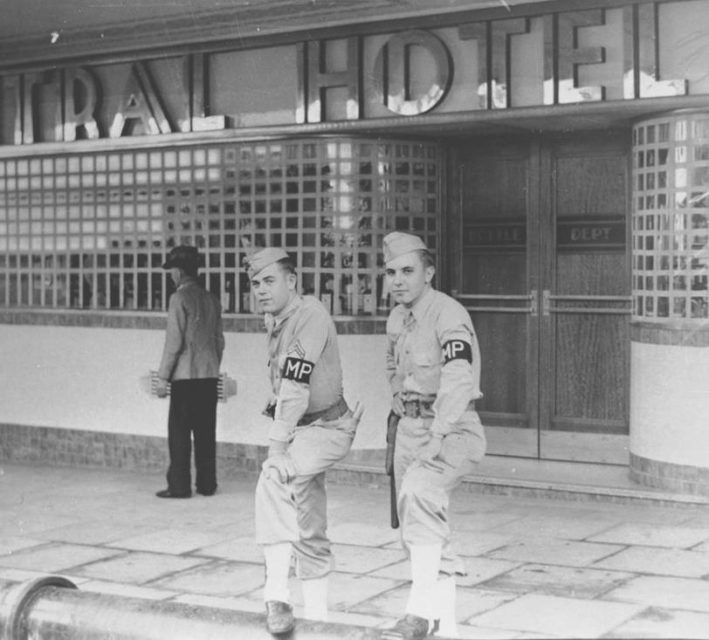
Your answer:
[452,290,539,315]
[543,290,632,315]
[530,289,538,317]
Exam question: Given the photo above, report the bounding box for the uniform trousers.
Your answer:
[255,413,356,579]
[394,410,486,572]
[166,378,218,495]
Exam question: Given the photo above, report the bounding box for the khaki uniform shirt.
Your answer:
[266,295,344,442]
[386,287,482,437]
[158,277,225,381]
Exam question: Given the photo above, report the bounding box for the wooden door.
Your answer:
[538,135,631,463]
[453,137,540,457]
[451,133,631,463]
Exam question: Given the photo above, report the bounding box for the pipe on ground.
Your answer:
[0,576,388,639]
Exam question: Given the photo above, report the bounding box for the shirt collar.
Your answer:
[408,286,436,322]
[177,276,198,290]
[266,294,302,334]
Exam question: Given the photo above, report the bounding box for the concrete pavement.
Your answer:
[1,461,709,639]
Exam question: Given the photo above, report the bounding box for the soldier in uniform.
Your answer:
[382,232,486,640]
[245,247,361,635]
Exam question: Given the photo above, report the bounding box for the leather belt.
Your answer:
[402,399,434,418]
[298,397,349,426]
[401,398,476,419]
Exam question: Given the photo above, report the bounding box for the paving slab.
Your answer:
[603,575,709,612]
[107,528,232,554]
[194,535,262,563]
[479,563,634,598]
[329,572,403,611]
[331,543,406,574]
[469,593,645,638]
[78,579,178,601]
[453,531,517,556]
[0,542,122,572]
[487,514,620,541]
[484,538,623,566]
[328,521,399,547]
[0,535,46,556]
[594,545,709,578]
[588,522,709,548]
[0,512,81,536]
[605,607,709,639]
[369,556,521,587]
[69,550,211,584]
[34,520,156,545]
[149,559,265,597]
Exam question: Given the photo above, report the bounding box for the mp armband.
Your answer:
[282,356,315,383]
[442,339,473,364]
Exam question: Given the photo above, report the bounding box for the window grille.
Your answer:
[0,138,441,315]
[632,112,709,320]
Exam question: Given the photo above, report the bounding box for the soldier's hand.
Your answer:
[155,378,169,398]
[418,433,443,463]
[262,454,293,483]
[391,392,405,417]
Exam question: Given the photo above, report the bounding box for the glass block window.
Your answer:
[632,112,709,321]
[0,138,440,316]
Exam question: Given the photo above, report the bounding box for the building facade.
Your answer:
[1,0,708,493]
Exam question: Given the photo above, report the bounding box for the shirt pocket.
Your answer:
[411,347,441,391]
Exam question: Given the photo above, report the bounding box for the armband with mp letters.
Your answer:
[282,356,315,383]
[442,339,472,364]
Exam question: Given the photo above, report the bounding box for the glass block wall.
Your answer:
[632,111,709,321]
[0,138,440,316]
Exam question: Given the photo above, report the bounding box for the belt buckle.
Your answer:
[403,401,421,419]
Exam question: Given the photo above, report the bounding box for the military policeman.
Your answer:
[382,232,486,640]
[245,247,361,635]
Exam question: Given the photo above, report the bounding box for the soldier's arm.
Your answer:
[431,305,479,437]
[269,306,328,444]
[385,311,405,396]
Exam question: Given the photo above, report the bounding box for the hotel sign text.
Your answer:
[0,1,697,147]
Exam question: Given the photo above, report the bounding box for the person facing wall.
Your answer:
[154,245,225,499]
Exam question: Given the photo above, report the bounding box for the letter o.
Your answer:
[373,30,452,116]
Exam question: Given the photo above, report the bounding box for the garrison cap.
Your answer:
[382,231,428,263]
[162,245,200,270]
[244,247,290,279]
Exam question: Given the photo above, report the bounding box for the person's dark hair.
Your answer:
[275,257,296,275]
[416,249,435,270]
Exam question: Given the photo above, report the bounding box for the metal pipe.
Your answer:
[0,577,389,639]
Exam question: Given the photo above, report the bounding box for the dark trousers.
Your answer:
[166,378,218,495]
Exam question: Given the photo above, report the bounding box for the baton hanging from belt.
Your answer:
[385,411,400,529]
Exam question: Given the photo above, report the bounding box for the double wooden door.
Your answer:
[451,133,631,464]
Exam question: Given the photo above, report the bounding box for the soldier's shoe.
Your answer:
[265,600,295,634]
[382,614,431,639]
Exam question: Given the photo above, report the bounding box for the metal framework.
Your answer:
[632,111,709,320]
[0,137,441,315]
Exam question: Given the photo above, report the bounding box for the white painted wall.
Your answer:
[630,340,709,467]
[0,324,389,450]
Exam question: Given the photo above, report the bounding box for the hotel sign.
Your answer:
[0,0,701,147]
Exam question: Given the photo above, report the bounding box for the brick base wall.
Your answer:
[0,423,268,477]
